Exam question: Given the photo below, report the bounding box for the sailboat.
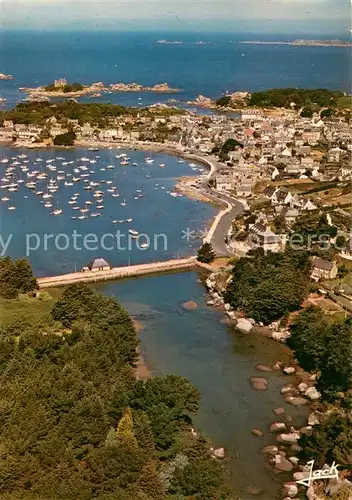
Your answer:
[120,198,127,206]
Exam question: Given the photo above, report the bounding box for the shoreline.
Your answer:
[132,318,152,380]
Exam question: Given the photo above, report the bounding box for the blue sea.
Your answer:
[1,30,351,108]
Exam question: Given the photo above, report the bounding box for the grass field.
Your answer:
[337,96,352,109]
[0,292,56,327]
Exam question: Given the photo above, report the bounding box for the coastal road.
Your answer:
[208,192,244,256]
[197,187,245,256]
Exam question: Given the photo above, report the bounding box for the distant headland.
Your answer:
[239,39,352,47]
[21,78,181,97]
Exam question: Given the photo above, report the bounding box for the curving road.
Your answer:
[199,188,245,256]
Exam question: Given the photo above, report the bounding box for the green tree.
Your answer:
[288,308,352,399]
[298,411,352,468]
[216,95,231,107]
[197,242,216,264]
[0,257,37,298]
[300,106,313,118]
[53,130,76,146]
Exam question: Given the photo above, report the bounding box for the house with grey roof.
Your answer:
[84,258,111,272]
[311,257,338,281]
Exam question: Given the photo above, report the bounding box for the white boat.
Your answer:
[159,164,166,168]
[129,229,139,236]
[44,202,53,208]
[126,218,133,222]
[120,160,129,166]
[140,243,148,249]
[112,193,120,198]
[1,196,9,201]
[72,206,80,210]
[8,206,16,211]
[91,212,101,217]
[145,157,154,164]
[189,163,197,167]
[177,159,185,164]
[132,162,138,167]
[96,205,104,209]
[52,209,63,216]
[42,193,52,199]
[120,198,126,206]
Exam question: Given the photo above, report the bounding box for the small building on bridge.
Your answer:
[82,258,111,272]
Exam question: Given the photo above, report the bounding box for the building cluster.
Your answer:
[211,112,351,199]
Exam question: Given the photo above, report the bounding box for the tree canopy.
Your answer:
[0,256,37,298]
[197,242,216,264]
[224,248,310,325]
[248,88,344,108]
[287,307,352,400]
[0,282,234,499]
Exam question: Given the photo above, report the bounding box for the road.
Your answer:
[199,188,245,255]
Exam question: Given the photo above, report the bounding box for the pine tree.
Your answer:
[104,426,117,448]
[133,410,156,458]
[197,242,216,264]
[116,407,138,449]
[137,460,164,500]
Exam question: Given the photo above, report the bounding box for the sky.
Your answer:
[2,0,351,34]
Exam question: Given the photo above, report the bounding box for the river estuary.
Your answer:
[2,146,308,498]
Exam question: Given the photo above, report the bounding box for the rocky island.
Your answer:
[0,73,14,80]
[22,78,181,98]
[240,39,352,47]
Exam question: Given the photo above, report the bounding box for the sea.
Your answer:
[1,30,347,498]
[1,30,351,109]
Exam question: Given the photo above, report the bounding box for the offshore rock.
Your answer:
[249,377,268,391]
